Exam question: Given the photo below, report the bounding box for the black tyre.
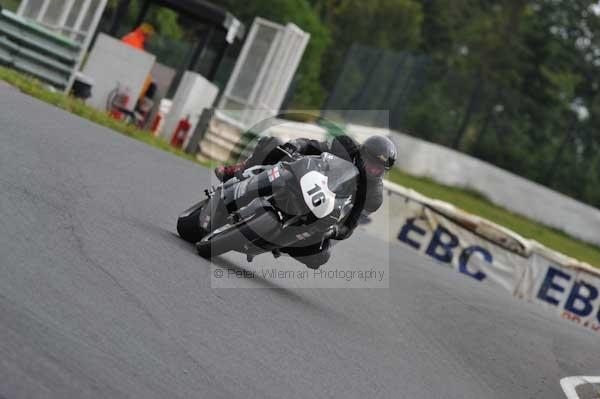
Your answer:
[177,200,208,243]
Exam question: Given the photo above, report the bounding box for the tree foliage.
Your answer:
[399,0,600,208]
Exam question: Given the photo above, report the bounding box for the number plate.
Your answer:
[300,171,336,218]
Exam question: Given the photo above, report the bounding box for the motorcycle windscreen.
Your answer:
[319,153,359,196]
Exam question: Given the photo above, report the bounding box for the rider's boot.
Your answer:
[214,161,246,182]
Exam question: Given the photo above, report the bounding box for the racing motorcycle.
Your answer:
[176,150,359,265]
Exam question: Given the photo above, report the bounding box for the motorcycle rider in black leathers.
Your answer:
[214,134,397,269]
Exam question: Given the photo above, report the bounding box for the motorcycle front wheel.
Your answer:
[177,199,208,243]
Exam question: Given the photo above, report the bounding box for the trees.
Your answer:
[358,0,600,208]
[417,0,600,207]
[315,0,423,105]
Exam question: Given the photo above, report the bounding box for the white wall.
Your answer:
[384,130,600,246]
[160,71,219,142]
[83,34,155,112]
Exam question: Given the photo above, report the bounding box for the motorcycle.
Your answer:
[176,150,359,266]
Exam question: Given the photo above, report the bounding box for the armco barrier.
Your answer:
[191,111,251,164]
[0,10,81,90]
[362,181,600,334]
[190,111,329,163]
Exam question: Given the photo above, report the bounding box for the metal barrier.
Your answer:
[191,110,256,164]
[189,110,329,164]
[0,0,106,91]
[17,0,104,42]
[0,9,80,89]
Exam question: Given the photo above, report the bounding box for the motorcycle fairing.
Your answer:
[300,171,336,218]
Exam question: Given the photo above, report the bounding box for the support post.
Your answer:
[36,0,51,22]
[65,0,109,93]
[58,0,76,29]
[188,26,214,71]
[72,0,92,35]
[206,39,229,81]
[17,0,28,15]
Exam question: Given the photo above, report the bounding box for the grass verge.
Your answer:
[2,65,599,267]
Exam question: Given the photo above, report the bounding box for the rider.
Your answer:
[214,134,397,269]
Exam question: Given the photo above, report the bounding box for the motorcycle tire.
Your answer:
[177,200,208,243]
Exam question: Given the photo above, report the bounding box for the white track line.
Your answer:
[560,376,600,399]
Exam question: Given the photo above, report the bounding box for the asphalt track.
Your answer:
[0,83,598,399]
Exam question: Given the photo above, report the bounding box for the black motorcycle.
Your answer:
[177,151,359,266]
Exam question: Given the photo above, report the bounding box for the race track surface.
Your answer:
[0,84,598,399]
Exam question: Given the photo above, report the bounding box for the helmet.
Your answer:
[360,135,397,178]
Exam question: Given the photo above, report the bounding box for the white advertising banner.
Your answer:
[364,181,600,335]
[523,254,600,334]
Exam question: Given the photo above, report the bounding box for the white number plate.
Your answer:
[300,171,336,218]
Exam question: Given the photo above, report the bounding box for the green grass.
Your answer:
[387,169,600,268]
[2,65,599,268]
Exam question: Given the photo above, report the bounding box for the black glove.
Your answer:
[331,224,353,240]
